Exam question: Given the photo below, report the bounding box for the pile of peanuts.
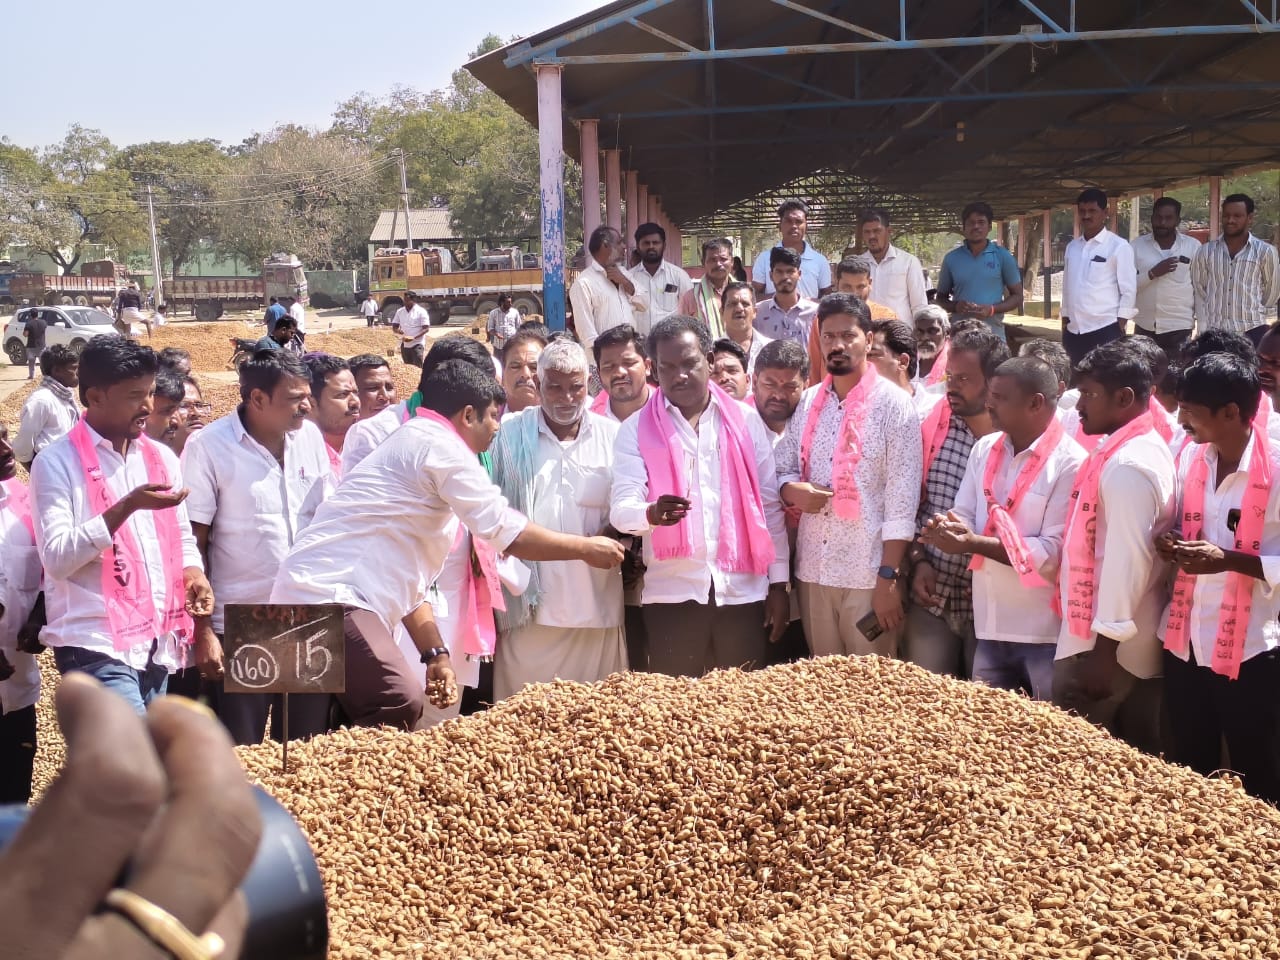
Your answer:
[238,657,1280,959]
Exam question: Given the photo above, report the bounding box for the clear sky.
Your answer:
[4,0,607,151]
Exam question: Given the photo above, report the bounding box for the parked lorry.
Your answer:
[369,246,548,324]
[165,253,308,321]
[6,258,128,308]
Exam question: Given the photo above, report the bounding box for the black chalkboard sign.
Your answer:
[223,604,346,695]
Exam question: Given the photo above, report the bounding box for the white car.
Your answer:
[3,305,118,365]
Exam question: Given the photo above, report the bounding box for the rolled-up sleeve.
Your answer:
[30,452,111,582]
[881,393,923,542]
[432,449,527,553]
[609,415,654,536]
[1092,463,1161,642]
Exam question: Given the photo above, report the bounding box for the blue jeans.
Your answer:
[972,637,1056,701]
[53,645,169,715]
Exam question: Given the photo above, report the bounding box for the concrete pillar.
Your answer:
[1016,216,1027,269]
[671,222,683,267]
[1129,196,1140,242]
[579,119,601,243]
[536,64,566,330]
[1073,207,1081,239]
[638,184,649,229]
[1209,176,1222,238]
[604,150,622,234]
[624,171,639,249]
[650,193,662,228]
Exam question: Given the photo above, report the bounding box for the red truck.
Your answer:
[8,259,127,308]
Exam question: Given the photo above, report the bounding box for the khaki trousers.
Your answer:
[797,581,899,659]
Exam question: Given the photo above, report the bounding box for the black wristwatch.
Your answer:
[419,646,449,664]
[877,565,899,582]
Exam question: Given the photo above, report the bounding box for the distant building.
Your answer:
[367,208,455,263]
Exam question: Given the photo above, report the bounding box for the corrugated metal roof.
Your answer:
[369,209,455,243]
[467,0,1280,232]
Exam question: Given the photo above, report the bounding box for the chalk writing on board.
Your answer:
[223,604,346,695]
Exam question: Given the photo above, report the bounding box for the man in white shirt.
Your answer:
[750,199,832,300]
[627,222,693,333]
[490,340,625,700]
[775,295,921,658]
[304,353,360,480]
[31,336,212,714]
[754,248,818,347]
[856,209,927,328]
[722,281,772,376]
[867,317,941,421]
[925,357,1085,701]
[272,360,624,730]
[13,345,80,471]
[287,297,307,341]
[1132,196,1201,357]
[360,292,380,328]
[393,291,431,367]
[611,316,790,676]
[1059,188,1138,365]
[182,349,332,745]
[1157,352,1280,804]
[1053,341,1175,753]
[1191,192,1280,345]
[486,294,522,352]
[0,424,44,803]
[569,225,637,356]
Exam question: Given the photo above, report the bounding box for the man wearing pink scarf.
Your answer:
[1157,353,1280,804]
[611,315,790,677]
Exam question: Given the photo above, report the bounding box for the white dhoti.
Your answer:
[493,625,627,702]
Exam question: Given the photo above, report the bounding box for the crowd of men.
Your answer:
[1,188,1278,812]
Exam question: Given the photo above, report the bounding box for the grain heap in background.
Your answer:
[238,657,1280,960]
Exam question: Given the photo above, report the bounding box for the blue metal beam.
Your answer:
[534,22,1280,64]
[606,82,1280,118]
[504,0,679,67]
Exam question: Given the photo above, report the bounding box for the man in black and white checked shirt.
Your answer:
[906,325,1010,679]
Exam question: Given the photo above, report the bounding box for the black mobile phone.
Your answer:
[856,609,884,642]
[1179,255,1192,264]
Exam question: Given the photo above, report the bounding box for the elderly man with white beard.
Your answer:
[490,339,627,700]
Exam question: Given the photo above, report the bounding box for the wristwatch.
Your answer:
[877,565,899,582]
[419,646,450,664]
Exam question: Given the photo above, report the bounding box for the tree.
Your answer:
[114,140,230,277]
[0,126,142,273]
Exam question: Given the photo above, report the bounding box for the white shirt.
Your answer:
[775,375,922,590]
[1158,436,1280,667]
[856,245,927,327]
[288,300,307,334]
[910,383,944,422]
[393,305,430,348]
[360,297,379,318]
[1060,228,1138,335]
[569,259,637,354]
[270,416,527,633]
[628,260,693,333]
[751,241,832,299]
[1132,232,1201,334]
[953,429,1085,644]
[1192,233,1280,334]
[610,393,789,605]
[1055,428,1176,678]
[341,402,405,474]
[13,382,80,465]
[486,307,522,342]
[0,482,42,713]
[494,409,623,629]
[182,413,332,632]
[31,424,203,671]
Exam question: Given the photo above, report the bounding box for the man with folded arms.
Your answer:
[1157,352,1280,804]
[923,356,1084,700]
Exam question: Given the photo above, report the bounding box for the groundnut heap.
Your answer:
[238,657,1280,960]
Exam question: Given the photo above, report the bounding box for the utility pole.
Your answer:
[398,149,414,251]
[145,183,164,308]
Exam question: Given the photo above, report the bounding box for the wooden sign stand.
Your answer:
[222,604,347,773]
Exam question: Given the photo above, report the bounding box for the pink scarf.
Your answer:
[325,443,342,480]
[798,366,879,520]
[2,477,34,542]
[636,383,774,574]
[416,408,505,660]
[968,418,1064,587]
[590,390,610,416]
[1148,397,1173,444]
[1058,412,1155,639]
[1163,421,1271,680]
[67,420,191,653]
[921,395,952,485]
[925,339,950,387]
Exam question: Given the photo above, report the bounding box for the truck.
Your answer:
[164,253,308,321]
[368,246,550,325]
[8,264,123,308]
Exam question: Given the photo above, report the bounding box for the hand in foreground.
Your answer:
[922,510,973,556]
[580,536,626,569]
[0,674,261,959]
[646,495,691,526]
[426,655,459,709]
[781,482,833,515]
[763,585,790,644]
[184,567,214,619]
[126,483,190,513]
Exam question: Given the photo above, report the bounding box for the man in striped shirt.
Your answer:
[1191,193,1280,346]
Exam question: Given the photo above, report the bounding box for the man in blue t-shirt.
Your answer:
[936,201,1024,341]
[264,296,287,334]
